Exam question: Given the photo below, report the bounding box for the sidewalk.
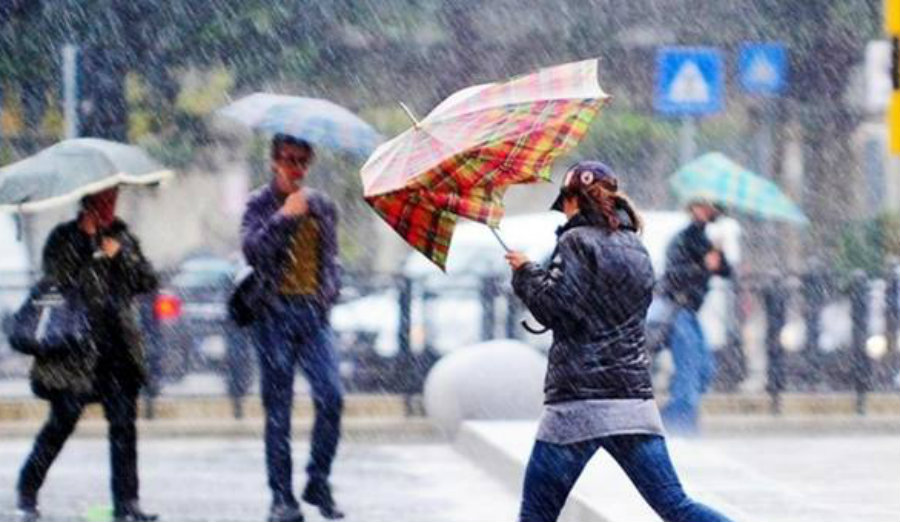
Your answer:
[0,438,518,522]
[456,420,900,522]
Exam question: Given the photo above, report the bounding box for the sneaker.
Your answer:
[301,482,344,520]
[267,502,304,522]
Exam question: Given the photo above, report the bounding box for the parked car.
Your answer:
[332,210,742,357]
[145,254,252,398]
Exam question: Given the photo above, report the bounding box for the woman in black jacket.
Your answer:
[16,188,159,522]
[506,162,733,522]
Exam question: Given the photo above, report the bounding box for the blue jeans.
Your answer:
[661,309,715,435]
[519,435,732,522]
[254,297,343,507]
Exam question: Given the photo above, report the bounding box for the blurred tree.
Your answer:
[835,213,900,275]
[751,0,882,259]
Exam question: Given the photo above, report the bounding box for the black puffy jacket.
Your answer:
[512,212,656,404]
[31,218,158,399]
[659,221,731,312]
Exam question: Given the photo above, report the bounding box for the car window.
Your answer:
[172,258,235,287]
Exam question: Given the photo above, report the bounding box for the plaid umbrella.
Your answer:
[361,59,609,269]
[217,93,382,156]
[670,152,807,224]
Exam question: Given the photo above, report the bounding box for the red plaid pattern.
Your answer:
[362,59,608,269]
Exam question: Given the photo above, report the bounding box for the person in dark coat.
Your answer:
[15,187,159,522]
[506,161,733,522]
[658,200,731,435]
[241,134,344,522]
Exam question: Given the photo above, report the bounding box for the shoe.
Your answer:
[301,482,345,520]
[16,494,39,522]
[113,500,158,522]
[267,501,304,522]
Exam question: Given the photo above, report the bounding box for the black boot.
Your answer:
[113,500,158,522]
[267,501,304,522]
[301,482,344,520]
[16,494,39,522]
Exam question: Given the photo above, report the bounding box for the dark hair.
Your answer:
[271,133,314,160]
[574,174,642,233]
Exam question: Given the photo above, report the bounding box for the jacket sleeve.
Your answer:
[511,234,591,330]
[241,195,299,272]
[317,196,342,307]
[42,226,104,297]
[109,228,158,296]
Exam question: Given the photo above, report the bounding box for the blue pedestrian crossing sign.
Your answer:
[655,47,724,116]
[738,43,788,96]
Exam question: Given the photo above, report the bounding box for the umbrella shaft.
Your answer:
[489,226,511,252]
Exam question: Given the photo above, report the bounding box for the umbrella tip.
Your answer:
[398,102,420,129]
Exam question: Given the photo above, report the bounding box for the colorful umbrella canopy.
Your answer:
[361,59,609,269]
[217,93,382,156]
[0,138,173,213]
[670,152,807,224]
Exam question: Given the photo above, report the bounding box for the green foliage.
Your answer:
[833,213,900,276]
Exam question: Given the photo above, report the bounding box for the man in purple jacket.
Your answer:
[241,134,344,522]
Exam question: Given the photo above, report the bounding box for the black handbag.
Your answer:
[8,279,90,356]
[228,268,264,327]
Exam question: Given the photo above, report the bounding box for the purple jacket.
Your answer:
[241,182,341,311]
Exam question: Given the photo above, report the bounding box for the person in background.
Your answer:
[16,187,159,522]
[241,134,344,522]
[506,161,733,522]
[658,200,731,435]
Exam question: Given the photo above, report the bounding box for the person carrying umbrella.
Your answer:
[15,187,160,522]
[657,152,806,435]
[505,161,734,522]
[240,133,344,522]
[658,199,731,435]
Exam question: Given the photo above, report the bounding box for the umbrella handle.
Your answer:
[488,226,511,252]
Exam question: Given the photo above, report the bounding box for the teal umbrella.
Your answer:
[670,152,807,225]
[0,138,173,213]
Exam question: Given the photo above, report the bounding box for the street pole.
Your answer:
[62,44,79,139]
[678,116,697,165]
[754,101,779,270]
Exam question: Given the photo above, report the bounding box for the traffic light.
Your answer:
[888,0,900,36]
[888,0,899,154]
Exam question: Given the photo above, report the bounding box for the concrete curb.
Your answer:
[700,413,900,435]
[0,416,440,440]
[455,417,900,522]
[0,393,408,422]
[454,422,614,522]
[1,392,897,423]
